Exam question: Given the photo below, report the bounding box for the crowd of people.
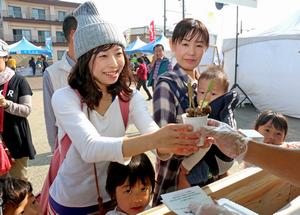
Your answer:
[0,1,300,215]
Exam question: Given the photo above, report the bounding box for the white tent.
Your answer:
[222,11,300,118]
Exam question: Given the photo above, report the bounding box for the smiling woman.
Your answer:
[45,2,200,214]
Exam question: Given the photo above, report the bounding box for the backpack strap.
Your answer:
[0,81,10,133]
[118,98,129,129]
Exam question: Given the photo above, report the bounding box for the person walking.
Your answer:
[41,55,48,73]
[29,57,36,76]
[136,58,152,100]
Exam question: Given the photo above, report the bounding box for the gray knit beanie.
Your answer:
[73,1,127,59]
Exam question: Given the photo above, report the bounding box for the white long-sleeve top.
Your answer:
[50,87,159,208]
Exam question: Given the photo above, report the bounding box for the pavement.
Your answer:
[25,76,300,194]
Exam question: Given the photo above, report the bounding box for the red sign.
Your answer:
[149,20,155,42]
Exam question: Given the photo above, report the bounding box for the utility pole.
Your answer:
[164,0,166,36]
[182,0,185,19]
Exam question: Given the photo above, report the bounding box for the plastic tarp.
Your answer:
[9,37,52,56]
[222,11,300,118]
[125,37,147,54]
[135,35,171,54]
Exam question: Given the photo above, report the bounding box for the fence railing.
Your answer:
[4,33,66,45]
[1,10,65,22]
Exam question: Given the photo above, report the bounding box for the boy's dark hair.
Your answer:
[199,65,229,92]
[68,44,133,109]
[172,18,209,47]
[0,178,32,213]
[153,44,164,51]
[255,110,288,137]
[63,15,77,42]
[106,153,155,199]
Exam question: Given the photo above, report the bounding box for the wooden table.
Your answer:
[140,167,300,215]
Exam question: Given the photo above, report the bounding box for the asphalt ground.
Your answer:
[25,76,300,194]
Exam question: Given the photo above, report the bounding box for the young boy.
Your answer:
[181,66,239,187]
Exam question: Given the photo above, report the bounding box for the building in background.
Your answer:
[0,0,79,62]
[125,25,172,43]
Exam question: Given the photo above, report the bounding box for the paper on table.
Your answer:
[161,186,213,215]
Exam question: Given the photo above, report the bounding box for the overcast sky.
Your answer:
[65,0,300,38]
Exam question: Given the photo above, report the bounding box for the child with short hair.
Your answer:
[0,177,41,215]
[197,66,238,127]
[105,153,155,215]
[254,110,300,148]
[180,65,239,187]
[255,110,288,145]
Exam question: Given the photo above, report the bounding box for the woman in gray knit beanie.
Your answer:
[47,1,200,214]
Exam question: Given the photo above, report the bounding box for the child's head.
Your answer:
[170,18,209,73]
[197,66,229,103]
[0,177,40,215]
[254,110,288,145]
[137,57,144,65]
[69,1,133,109]
[106,153,155,215]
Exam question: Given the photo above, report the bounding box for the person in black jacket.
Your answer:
[41,55,48,73]
[0,39,36,180]
[29,57,36,76]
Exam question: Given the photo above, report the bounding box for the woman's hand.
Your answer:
[154,124,200,155]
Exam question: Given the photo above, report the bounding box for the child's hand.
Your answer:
[200,136,214,148]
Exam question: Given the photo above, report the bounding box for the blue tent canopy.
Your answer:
[9,37,52,56]
[125,37,147,55]
[135,35,171,54]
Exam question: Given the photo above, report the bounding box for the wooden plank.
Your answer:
[203,167,300,214]
[141,167,300,214]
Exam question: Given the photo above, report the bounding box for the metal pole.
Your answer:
[234,5,239,85]
[182,0,185,19]
[164,0,166,36]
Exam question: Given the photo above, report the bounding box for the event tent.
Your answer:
[135,35,171,54]
[125,37,147,54]
[222,11,300,118]
[9,37,52,56]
